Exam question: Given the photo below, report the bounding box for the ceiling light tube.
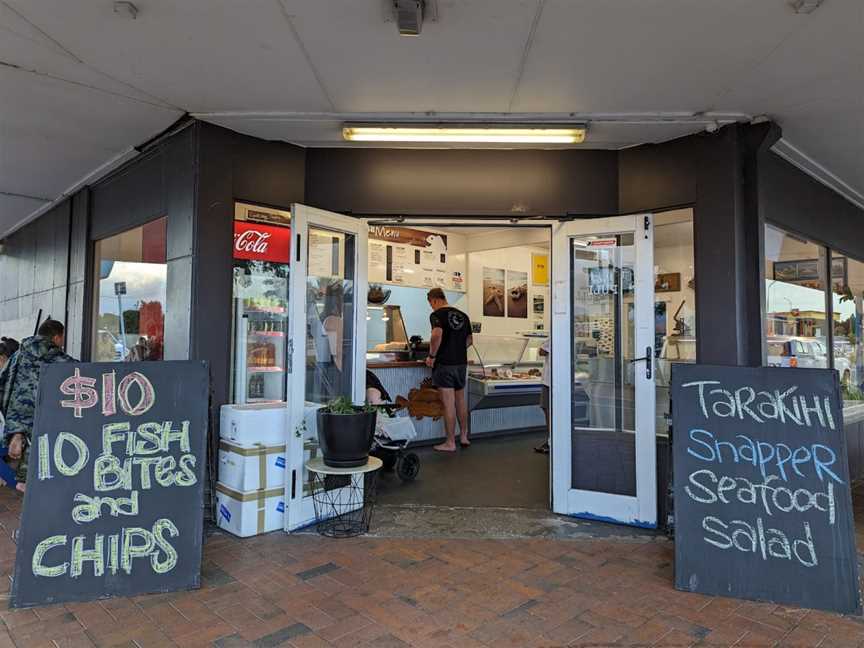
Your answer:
[342,124,587,144]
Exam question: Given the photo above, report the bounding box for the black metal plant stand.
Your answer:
[306,456,383,538]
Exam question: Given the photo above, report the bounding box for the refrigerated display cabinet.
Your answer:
[467,334,546,410]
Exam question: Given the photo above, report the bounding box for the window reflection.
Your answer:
[93,218,167,362]
[832,254,864,401]
[764,225,829,370]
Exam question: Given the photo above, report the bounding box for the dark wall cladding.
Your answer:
[88,124,197,361]
[192,123,306,427]
[0,200,72,349]
[305,147,618,216]
[759,151,864,260]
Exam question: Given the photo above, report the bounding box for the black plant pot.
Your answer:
[316,409,377,468]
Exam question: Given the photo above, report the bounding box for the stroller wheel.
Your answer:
[396,453,420,482]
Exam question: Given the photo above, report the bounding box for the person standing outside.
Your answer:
[425,288,472,452]
[0,319,74,489]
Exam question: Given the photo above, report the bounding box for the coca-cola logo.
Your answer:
[234,229,271,254]
[233,221,290,263]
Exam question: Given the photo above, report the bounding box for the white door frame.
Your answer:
[550,214,657,527]
[285,204,368,531]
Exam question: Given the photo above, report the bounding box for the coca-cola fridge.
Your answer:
[231,206,292,404]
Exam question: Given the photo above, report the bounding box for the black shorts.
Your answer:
[432,364,467,390]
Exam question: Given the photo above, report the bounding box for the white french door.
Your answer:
[284,204,368,531]
[551,215,657,527]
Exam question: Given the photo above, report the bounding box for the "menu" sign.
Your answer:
[671,364,860,614]
[11,361,209,608]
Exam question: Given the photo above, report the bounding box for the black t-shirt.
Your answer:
[430,307,471,366]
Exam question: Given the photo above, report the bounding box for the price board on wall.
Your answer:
[11,361,209,608]
[671,364,861,614]
[367,226,464,291]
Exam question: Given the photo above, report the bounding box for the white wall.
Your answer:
[467,245,549,337]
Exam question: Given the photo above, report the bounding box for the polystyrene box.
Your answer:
[218,441,285,492]
[220,403,287,447]
[215,483,284,537]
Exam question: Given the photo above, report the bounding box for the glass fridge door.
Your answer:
[232,261,289,403]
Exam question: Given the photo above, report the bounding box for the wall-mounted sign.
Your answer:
[11,361,209,608]
[369,226,447,250]
[368,226,464,292]
[672,364,860,614]
[235,202,292,227]
[233,221,291,264]
[531,253,549,286]
[587,238,618,248]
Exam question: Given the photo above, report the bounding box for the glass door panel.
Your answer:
[304,228,356,404]
[571,234,637,496]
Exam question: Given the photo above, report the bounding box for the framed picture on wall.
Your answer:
[506,270,528,318]
[655,272,681,293]
[482,267,505,317]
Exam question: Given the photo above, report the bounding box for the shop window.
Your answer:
[653,209,696,436]
[92,218,167,362]
[764,225,829,369]
[832,253,864,401]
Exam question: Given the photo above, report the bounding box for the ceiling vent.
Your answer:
[394,0,424,36]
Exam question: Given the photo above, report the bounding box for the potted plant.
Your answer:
[316,396,378,468]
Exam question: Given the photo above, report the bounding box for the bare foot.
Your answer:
[433,443,456,452]
[15,482,25,493]
[460,437,471,447]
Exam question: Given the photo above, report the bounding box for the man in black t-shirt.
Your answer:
[426,288,473,452]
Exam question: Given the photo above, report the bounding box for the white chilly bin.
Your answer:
[215,483,284,538]
[218,440,285,492]
[220,402,287,447]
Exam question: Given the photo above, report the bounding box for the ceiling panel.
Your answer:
[3,0,332,112]
[284,0,538,112]
[0,65,180,227]
[512,0,797,113]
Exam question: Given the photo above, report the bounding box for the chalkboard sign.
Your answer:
[672,364,861,614]
[11,361,209,608]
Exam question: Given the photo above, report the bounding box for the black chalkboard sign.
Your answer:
[11,361,209,608]
[672,364,861,614]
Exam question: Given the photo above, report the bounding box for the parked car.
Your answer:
[766,336,853,384]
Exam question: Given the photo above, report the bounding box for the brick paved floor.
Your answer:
[0,485,861,647]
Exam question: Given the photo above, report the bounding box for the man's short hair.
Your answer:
[427,288,446,302]
[38,319,64,339]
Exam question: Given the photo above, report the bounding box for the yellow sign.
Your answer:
[532,253,549,286]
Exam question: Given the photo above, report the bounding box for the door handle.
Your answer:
[629,346,653,380]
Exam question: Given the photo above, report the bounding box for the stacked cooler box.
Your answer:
[215,403,287,537]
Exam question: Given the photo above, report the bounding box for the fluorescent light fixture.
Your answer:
[342,124,587,144]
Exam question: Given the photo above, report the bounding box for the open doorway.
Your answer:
[364,222,553,510]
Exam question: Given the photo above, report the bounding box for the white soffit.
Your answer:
[0,0,862,237]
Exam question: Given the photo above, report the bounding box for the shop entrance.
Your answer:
[283,206,677,530]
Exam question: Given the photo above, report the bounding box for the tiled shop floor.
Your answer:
[0,485,862,648]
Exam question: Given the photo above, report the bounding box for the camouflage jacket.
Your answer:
[0,335,74,442]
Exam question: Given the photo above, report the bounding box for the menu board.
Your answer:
[671,364,861,614]
[11,361,209,608]
[368,226,465,292]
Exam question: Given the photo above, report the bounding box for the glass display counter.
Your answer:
[468,333,547,410]
[366,304,411,364]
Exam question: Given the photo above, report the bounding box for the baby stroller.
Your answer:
[370,405,420,482]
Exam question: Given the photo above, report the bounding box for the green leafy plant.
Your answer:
[322,396,380,414]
